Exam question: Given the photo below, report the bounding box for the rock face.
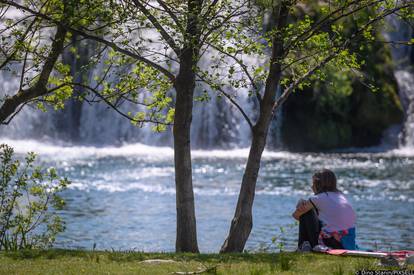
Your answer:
[281,41,403,152]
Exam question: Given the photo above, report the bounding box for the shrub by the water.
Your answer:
[0,144,69,251]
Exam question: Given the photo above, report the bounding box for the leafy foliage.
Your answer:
[0,144,70,251]
[2,0,410,129]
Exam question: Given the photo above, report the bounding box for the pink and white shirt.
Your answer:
[309,191,356,233]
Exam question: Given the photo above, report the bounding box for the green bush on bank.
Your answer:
[0,144,70,251]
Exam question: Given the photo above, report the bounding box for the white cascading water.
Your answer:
[385,16,414,147]
[8,8,414,149]
[71,46,261,148]
[0,6,276,148]
[0,66,60,142]
[396,71,414,146]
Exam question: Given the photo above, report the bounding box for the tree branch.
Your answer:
[0,0,175,81]
[72,82,172,126]
[206,41,260,95]
[0,25,67,123]
[155,0,185,34]
[286,0,383,52]
[131,0,181,55]
[196,72,254,131]
[273,2,414,112]
[0,16,39,70]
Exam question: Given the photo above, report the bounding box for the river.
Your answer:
[3,138,413,252]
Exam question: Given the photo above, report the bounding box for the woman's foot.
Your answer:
[312,244,329,252]
[297,241,312,252]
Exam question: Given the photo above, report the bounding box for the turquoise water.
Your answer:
[5,139,414,252]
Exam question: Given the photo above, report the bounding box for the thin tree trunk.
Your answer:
[173,50,199,253]
[172,0,202,253]
[219,125,268,252]
[220,3,289,253]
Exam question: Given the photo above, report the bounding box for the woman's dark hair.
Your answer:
[312,169,339,194]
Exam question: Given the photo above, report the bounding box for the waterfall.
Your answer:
[0,54,57,142]
[0,6,284,148]
[0,35,269,149]
[396,71,414,146]
[386,16,414,147]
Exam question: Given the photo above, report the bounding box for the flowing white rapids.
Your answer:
[0,138,296,160]
[2,137,414,202]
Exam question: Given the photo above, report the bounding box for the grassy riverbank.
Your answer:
[0,249,412,274]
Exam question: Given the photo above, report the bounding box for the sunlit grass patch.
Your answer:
[0,249,413,275]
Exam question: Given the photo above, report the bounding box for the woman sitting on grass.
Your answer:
[292,168,356,251]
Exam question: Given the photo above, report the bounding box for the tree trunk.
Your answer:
[172,0,203,253]
[220,4,289,253]
[219,124,269,252]
[173,49,199,252]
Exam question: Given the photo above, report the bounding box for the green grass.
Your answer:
[0,249,412,274]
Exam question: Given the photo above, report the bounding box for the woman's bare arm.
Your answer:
[292,200,314,220]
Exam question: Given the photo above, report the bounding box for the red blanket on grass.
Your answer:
[326,249,414,259]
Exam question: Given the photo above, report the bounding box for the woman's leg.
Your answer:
[298,209,320,248]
